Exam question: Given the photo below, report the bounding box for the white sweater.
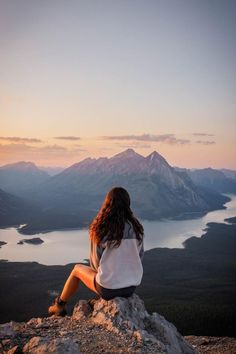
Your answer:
[89,221,144,289]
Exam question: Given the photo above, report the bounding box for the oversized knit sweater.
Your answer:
[89,221,144,289]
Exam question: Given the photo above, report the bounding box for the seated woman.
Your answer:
[48,186,144,316]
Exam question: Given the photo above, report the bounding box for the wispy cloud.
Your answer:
[102,134,190,145]
[34,144,68,153]
[193,133,215,137]
[0,143,87,157]
[117,143,151,149]
[196,140,216,145]
[54,136,81,141]
[0,136,42,143]
[0,143,66,153]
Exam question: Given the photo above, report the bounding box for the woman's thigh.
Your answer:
[72,264,98,294]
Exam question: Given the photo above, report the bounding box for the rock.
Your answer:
[23,336,81,354]
[186,335,236,354]
[7,345,21,354]
[27,318,43,326]
[2,339,12,345]
[73,300,93,320]
[72,294,196,354]
[1,294,196,354]
[0,321,20,338]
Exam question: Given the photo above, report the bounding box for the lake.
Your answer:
[0,194,236,265]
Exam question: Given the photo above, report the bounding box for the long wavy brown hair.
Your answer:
[89,187,144,248]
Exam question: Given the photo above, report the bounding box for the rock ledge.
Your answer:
[0,294,196,354]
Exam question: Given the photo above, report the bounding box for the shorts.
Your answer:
[94,276,136,301]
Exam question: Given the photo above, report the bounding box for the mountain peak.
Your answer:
[112,148,143,159]
[123,148,136,154]
[0,161,38,170]
[147,151,162,160]
[146,151,169,164]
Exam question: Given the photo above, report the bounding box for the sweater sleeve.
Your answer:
[139,239,144,262]
[89,238,106,271]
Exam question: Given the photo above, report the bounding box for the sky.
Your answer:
[0,0,235,169]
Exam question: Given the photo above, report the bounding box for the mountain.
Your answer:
[185,168,236,194]
[221,168,236,180]
[38,165,65,176]
[0,188,38,227]
[0,161,50,197]
[18,149,228,234]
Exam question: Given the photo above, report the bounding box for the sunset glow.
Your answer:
[1,1,235,169]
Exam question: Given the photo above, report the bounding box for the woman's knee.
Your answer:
[72,263,89,277]
[72,264,82,275]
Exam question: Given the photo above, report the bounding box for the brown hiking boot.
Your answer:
[48,296,67,317]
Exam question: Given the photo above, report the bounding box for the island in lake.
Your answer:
[17,238,44,245]
[0,241,7,248]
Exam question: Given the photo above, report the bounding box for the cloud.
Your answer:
[0,143,34,153]
[0,143,66,154]
[117,143,151,149]
[70,147,87,153]
[193,133,215,137]
[0,136,42,143]
[0,143,87,158]
[196,140,216,145]
[101,134,190,145]
[33,144,68,154]
[54,136,81,141]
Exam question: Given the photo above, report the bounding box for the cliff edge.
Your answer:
[0,294,196,354]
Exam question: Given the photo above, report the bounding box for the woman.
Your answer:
[48,186,144,316]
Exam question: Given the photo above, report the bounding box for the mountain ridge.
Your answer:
[0,161,50,197]
[0,149,232,232]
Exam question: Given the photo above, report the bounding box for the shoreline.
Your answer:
[1,194,232,236]
[1,215,236,267]
[17,225,89,235]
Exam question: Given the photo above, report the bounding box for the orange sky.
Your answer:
[1,1,235,169]
[0,133,235,169]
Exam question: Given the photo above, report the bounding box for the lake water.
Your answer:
[0,194,236,265]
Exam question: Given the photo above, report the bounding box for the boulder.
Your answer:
[0,294,196,353]
[73,294,196,354]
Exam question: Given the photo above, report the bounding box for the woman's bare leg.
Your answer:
[60,264,99,302]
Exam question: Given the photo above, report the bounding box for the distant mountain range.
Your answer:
[0,188,39,228]
[0,161,50,196]
[175,167,236,194]
[0,149,235,234]
[220,168,236,180]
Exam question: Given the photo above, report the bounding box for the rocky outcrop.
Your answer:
[73,294,195,354]
[0,294,196,354]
